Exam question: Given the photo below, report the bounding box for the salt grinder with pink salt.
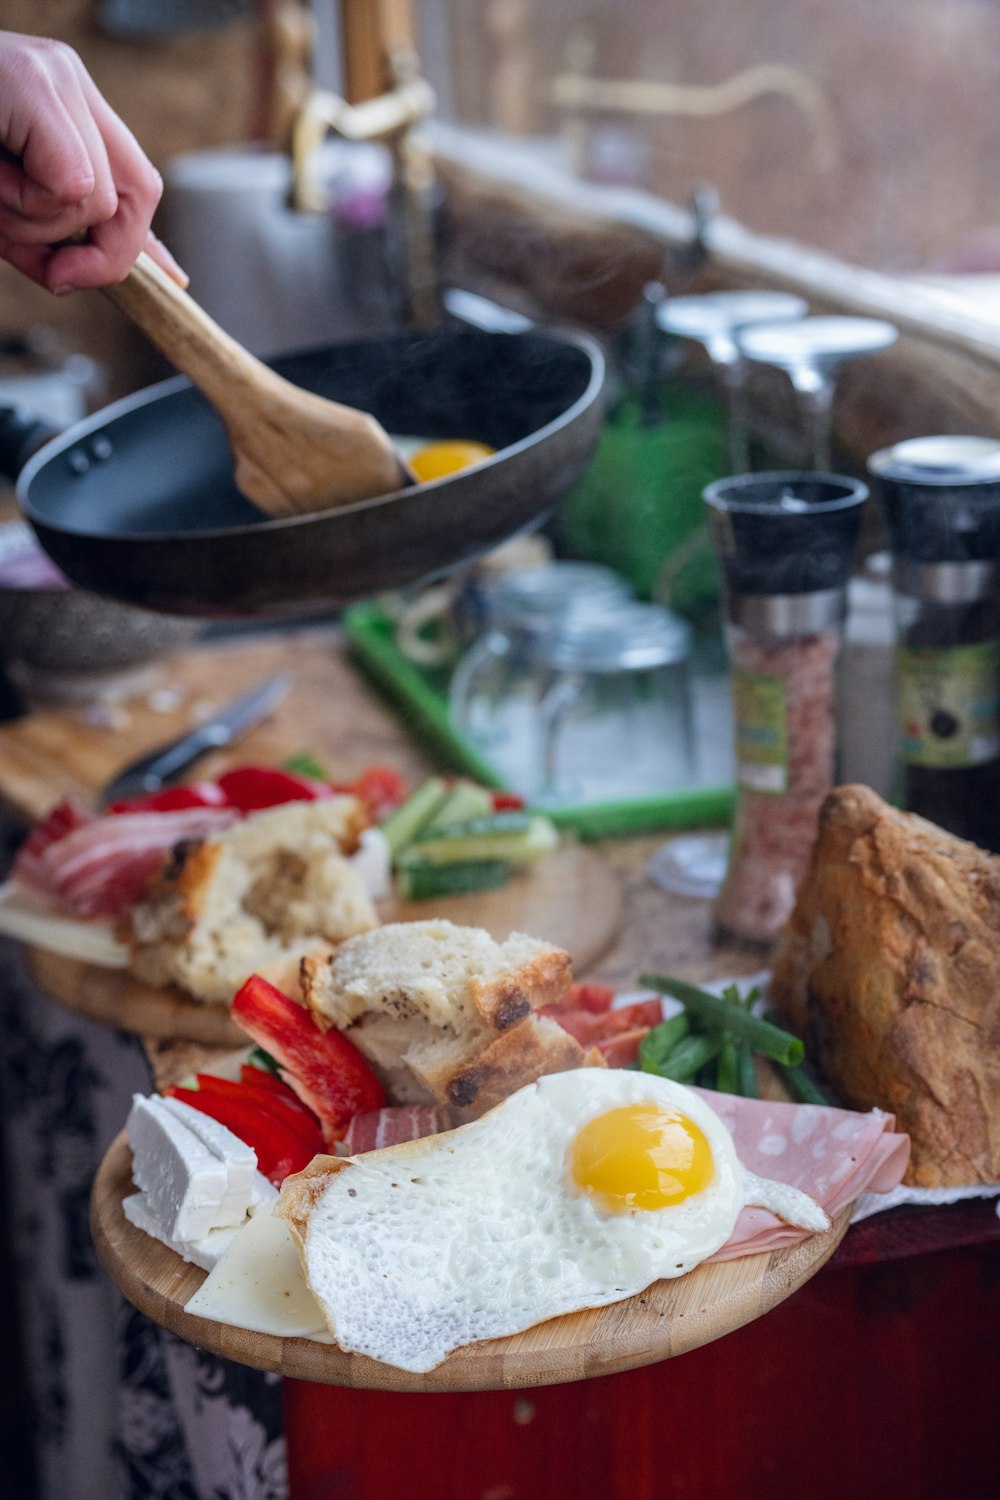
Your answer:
[703,471,869,944]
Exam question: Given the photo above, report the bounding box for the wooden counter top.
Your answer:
[0,627,759,1086]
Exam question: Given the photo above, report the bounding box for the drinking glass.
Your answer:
[656,290,808,472]
[737,316,898,471]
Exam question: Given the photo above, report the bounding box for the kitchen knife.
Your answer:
[99,670,293,805]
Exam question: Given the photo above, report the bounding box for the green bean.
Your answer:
[736,1042,760,1099]
[714,1034,740,1095]
[639,974,805,1067]
[637,1012,690,1075]
[653,1031,722,1082]
[777,1062,830,1107]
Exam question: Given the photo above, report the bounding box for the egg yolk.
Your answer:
[570,1104,715,1212]
[409,440,495,482]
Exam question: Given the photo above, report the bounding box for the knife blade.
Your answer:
[99,670,293,806]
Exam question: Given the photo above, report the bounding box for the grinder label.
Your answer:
[732,669,788,792]
[897,639,1000,767]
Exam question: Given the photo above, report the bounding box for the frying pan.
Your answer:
[0,326,604,619]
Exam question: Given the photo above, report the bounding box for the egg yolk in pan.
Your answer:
[409,439,495,482]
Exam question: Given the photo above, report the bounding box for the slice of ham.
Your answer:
[15,805,239,918]
[697,1090,911,1260]
[336,1105,452,1156]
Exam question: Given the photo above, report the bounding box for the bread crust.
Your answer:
[300,921,586,1119]
[127,797,377,1004]
[770,783,1000,1187]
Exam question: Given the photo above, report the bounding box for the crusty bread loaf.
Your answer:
[300,919,593,1118]
[770,783,1000,1187]
[128,797,378,1004]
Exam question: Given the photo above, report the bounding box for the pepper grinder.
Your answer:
[868,435,1000,850]
[703,470,868,944]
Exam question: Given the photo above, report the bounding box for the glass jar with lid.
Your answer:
[449,562,632,793]
[534,600,694,805]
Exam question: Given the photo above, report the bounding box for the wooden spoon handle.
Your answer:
[100,252,279,413]
[100,250,412,516]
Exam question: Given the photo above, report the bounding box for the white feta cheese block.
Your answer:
[186,1202,332,1340]
[122,1192,241,1272]
[248,1171,279,1210]
[350,826,393,901]
[161,1095,259,1228]
[127,1094,230,1242]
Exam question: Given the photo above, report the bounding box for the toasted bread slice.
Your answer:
[299,919,590,1118]
[301,919,572,1032]
[127,796,378,1004]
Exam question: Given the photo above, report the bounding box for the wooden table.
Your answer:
[1,627,998,1500]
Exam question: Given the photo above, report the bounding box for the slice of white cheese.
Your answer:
[127,1094,231,1242]
[186,1202,332,1340]
[161,1095,259,1228]
[123,1191,242,1272]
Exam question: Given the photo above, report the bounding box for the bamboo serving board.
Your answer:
[91,1129,849,1394]
[22,841,622,1044]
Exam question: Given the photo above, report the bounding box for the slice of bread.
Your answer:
[300,919,592,1118]
[302,919,572,1031]
[127,796,378,1004]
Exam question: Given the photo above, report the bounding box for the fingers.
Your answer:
[49,68,163,287]
[143,231,189,289]
[0,33,174,292]
[0,38,100,209]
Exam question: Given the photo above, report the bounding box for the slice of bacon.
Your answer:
[539,997,663,1049]
[22,805,238,918]
[336,1105,451,1156]
[12,797,94,893]
[594,1026,653,1068]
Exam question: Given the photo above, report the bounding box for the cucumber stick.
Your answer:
[396,859,510,900]
[400,812,558,868]
[423,780,494,832]
[379,777,449,857]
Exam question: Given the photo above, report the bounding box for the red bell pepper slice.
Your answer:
[231,974,386,1147]
[216,766,333,812]
[240,1062,313,1108]
[107,781,229,815]
[195,1073,325,1156]
[166,1084,314,1185]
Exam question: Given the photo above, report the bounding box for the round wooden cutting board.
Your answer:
[91,1130,849,1394]
[24,842,622,1044]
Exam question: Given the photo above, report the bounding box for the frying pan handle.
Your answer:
[0,404,61,480]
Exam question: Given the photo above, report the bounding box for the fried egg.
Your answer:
[291,1070,829,1373]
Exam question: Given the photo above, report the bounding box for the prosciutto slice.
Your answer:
[336,1105,453,1156]
[13,804,239,918]
[697,1090,910,1260]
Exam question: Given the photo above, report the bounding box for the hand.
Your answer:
[0,31,186,292]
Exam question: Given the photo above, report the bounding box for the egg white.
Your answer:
[297,1069,828,1373]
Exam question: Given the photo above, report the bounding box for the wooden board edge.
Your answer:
[92,1131,850,1393]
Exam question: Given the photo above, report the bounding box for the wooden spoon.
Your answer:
[101,252,413,517]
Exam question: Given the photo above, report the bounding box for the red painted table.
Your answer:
[284,1201,1000,1500]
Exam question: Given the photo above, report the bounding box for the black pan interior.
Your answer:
[23,329,596,539]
